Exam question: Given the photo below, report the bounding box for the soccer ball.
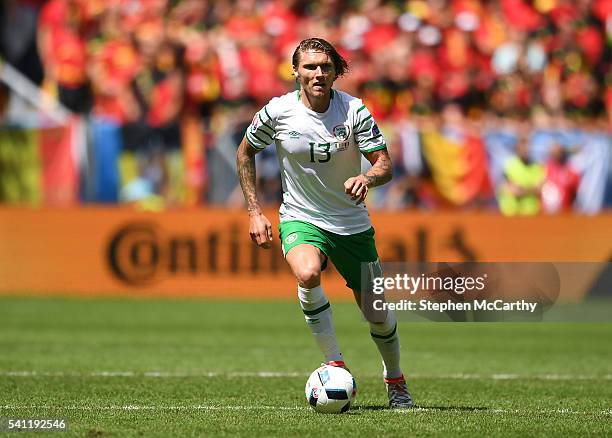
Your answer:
[305,365,356,413]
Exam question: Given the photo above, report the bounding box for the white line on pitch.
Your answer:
[0,405,308,412]
[0,371,305,378]
[1,371,611,380]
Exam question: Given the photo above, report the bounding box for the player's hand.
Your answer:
[344,175,369,205]
[249,212,273,249]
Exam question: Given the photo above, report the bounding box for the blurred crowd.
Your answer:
[0,0,610,213]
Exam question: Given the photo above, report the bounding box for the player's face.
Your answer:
[294,50,336,99]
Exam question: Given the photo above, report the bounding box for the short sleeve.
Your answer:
[353,103,386,154]
[245,103,277,150]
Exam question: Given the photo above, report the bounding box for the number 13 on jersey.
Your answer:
[309,142,331,163]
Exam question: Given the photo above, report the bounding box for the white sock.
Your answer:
[369,310,402,379]
[298,285,343,363]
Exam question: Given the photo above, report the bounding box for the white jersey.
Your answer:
[246,89,386,235]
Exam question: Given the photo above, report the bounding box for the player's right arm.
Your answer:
[236,135,273,249]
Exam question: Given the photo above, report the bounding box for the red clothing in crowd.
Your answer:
[51,27,88,88]
[90,38,140,123]
[39,0,87,88]
[362,23,398,57]
[501,0,544,31]
[39,0,70,30]
[97,39,140,88]
[147,78,180,127]
[541,160,580,213]
[593,0,612,21]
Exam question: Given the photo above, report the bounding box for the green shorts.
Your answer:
[278,220,379,291]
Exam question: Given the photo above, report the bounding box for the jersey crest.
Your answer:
[333,125,349,141]
[333,125,350,151]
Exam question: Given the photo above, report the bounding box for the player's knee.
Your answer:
[294,265,321,288]
[369,319,392,332]
[368,309,397,334]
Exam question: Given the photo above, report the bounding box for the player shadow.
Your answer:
[355,404,490,412]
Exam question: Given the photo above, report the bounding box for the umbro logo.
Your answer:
[288,131,301,139]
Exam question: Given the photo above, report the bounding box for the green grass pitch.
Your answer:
[0,296,611,437]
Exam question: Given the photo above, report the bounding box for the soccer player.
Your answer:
[236,38,413,409]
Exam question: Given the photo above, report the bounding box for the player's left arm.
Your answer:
[344,148,393,205]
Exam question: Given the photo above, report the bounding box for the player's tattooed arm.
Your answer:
[236,136,261,214]
[236,136,273,248]
[363,148,393,188]
[344,148,393,205]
